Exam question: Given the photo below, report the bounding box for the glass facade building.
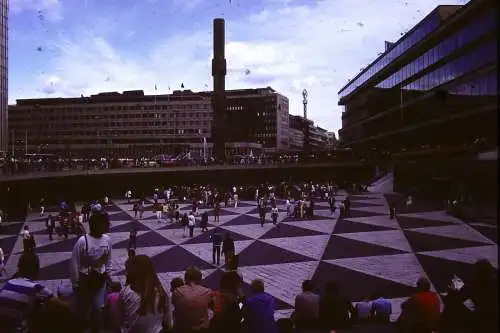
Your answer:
[338,0,497,157]
[0,0,7,151]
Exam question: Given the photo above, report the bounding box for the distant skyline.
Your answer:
[9,0,469,133]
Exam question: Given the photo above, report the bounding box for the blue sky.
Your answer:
[9,0,469,133]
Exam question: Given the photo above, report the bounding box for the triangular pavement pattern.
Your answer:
[417,245,498,269]
[403,229,490,252]
[282,219,338,235]
[238,261,319,306]
[260,235,330,260]
[347,209,387,218]
[37,258,72,280]
[343,215,400,229]
[113,230,175,249]
[397,211,463,224]
[221,224,274,240]
[38,251,73,269]
[154,229,192,245]
[333,219,395,234]
[322,235,406,260]
[325,253,431,288]
[238,240,315,266]
[396,216,457,229]
[222,206,256,215]
[336,230,413,252]
[181,240,254,265]
[182,227,252,245]
[407,224,495,245]
[352,205,392,215]
[260,223,326,239]
[313,209,337,219]
[312,261,417,301]
[151,246,214,272]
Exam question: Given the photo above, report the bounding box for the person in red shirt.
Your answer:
[397,277,441,333]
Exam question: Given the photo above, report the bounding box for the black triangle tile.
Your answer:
[312,261,417,300]
[206,209,240,217]
[403,230,488,252]
[142,214,162,221]
[1,222,25,235]
[347,210,387,218]
[260,223,325,239]
[37,237,79,253]
[37,258,72,280]
[202,270,293,310]
[113,231,175,249]
[109,211,135,221]
[30,216,50,222]
[416,254,480,293]
[109,221,150,233]
[157,223,184,230]
[151,246,213,272]
[396,216,455,229]
[349,202,385,208]
[333,220,395,234]
[238,240,314,266]
[281,214,334,223]
[225,201,256,208]
[0,235,18,262]
[183,227,252,244]
[471,225,497,244]
[224,215,262,226]
[322,235,406,260]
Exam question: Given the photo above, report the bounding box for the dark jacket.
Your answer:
[242,292,277,333]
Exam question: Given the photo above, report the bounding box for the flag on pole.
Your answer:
[181,83,184,89]
[154,84,157,91]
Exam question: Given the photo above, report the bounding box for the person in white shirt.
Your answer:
[70,212,112,332]
[0,247,7,276]
[156,203,163,222]
[187,212,196,238]
[104,196,109,206]
[286,199,292,217]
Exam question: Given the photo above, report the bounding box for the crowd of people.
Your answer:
[0,181,497,333]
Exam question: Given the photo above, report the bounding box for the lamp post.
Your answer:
[302,89,311,155]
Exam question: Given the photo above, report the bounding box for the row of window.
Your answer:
[339,12,441,98]
[15,128,208,138]
[449,70,498,96]
[376,10,496,90]
[403,40,496,91]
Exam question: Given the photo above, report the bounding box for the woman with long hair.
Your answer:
[119,255,170,333]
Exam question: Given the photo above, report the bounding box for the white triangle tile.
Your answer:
[222,206,256,215]
[109,219,135,229]
[139,219,172,231]
[221,224,273,239]
[275,309,295,321]
[313,209,338,219]
[154,229,193,245]
[181,240,254,265]
[337,230,413,252]
[353,205,391,214]
[344,215,400,229]
[418,245,498,268]
[238,261,319,306]
[325,253,430,288]
[261,235,330,260]
[23,222,48,233]
[3,253,22,275]
[313,201,331,209]
[108,231,145,246]
[398,211,463,224]
[408,225,495,244]
[38,251,72,268]
[283,219,338,235]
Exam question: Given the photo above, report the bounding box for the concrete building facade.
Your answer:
[0,0,7,151]
[8,87,290,158]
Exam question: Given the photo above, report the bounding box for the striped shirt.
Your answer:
[0,278,53,330]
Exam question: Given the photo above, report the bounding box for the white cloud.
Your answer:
[10,0,469,133]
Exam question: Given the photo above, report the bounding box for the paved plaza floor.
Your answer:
[0,192,497,321]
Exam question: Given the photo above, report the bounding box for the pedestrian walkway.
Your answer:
[0,191,497,322]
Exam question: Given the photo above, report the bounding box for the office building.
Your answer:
[289,114,329,150]
[8,87,290,158]
[338,0,497,158]
[0,0,7,151]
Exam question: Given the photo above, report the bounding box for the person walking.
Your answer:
[259,205,266,227]
[211,231,223,266]
[222,232,235,267]
[188,211,196,238]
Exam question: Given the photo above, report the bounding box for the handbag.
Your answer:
[78,235,107,294]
